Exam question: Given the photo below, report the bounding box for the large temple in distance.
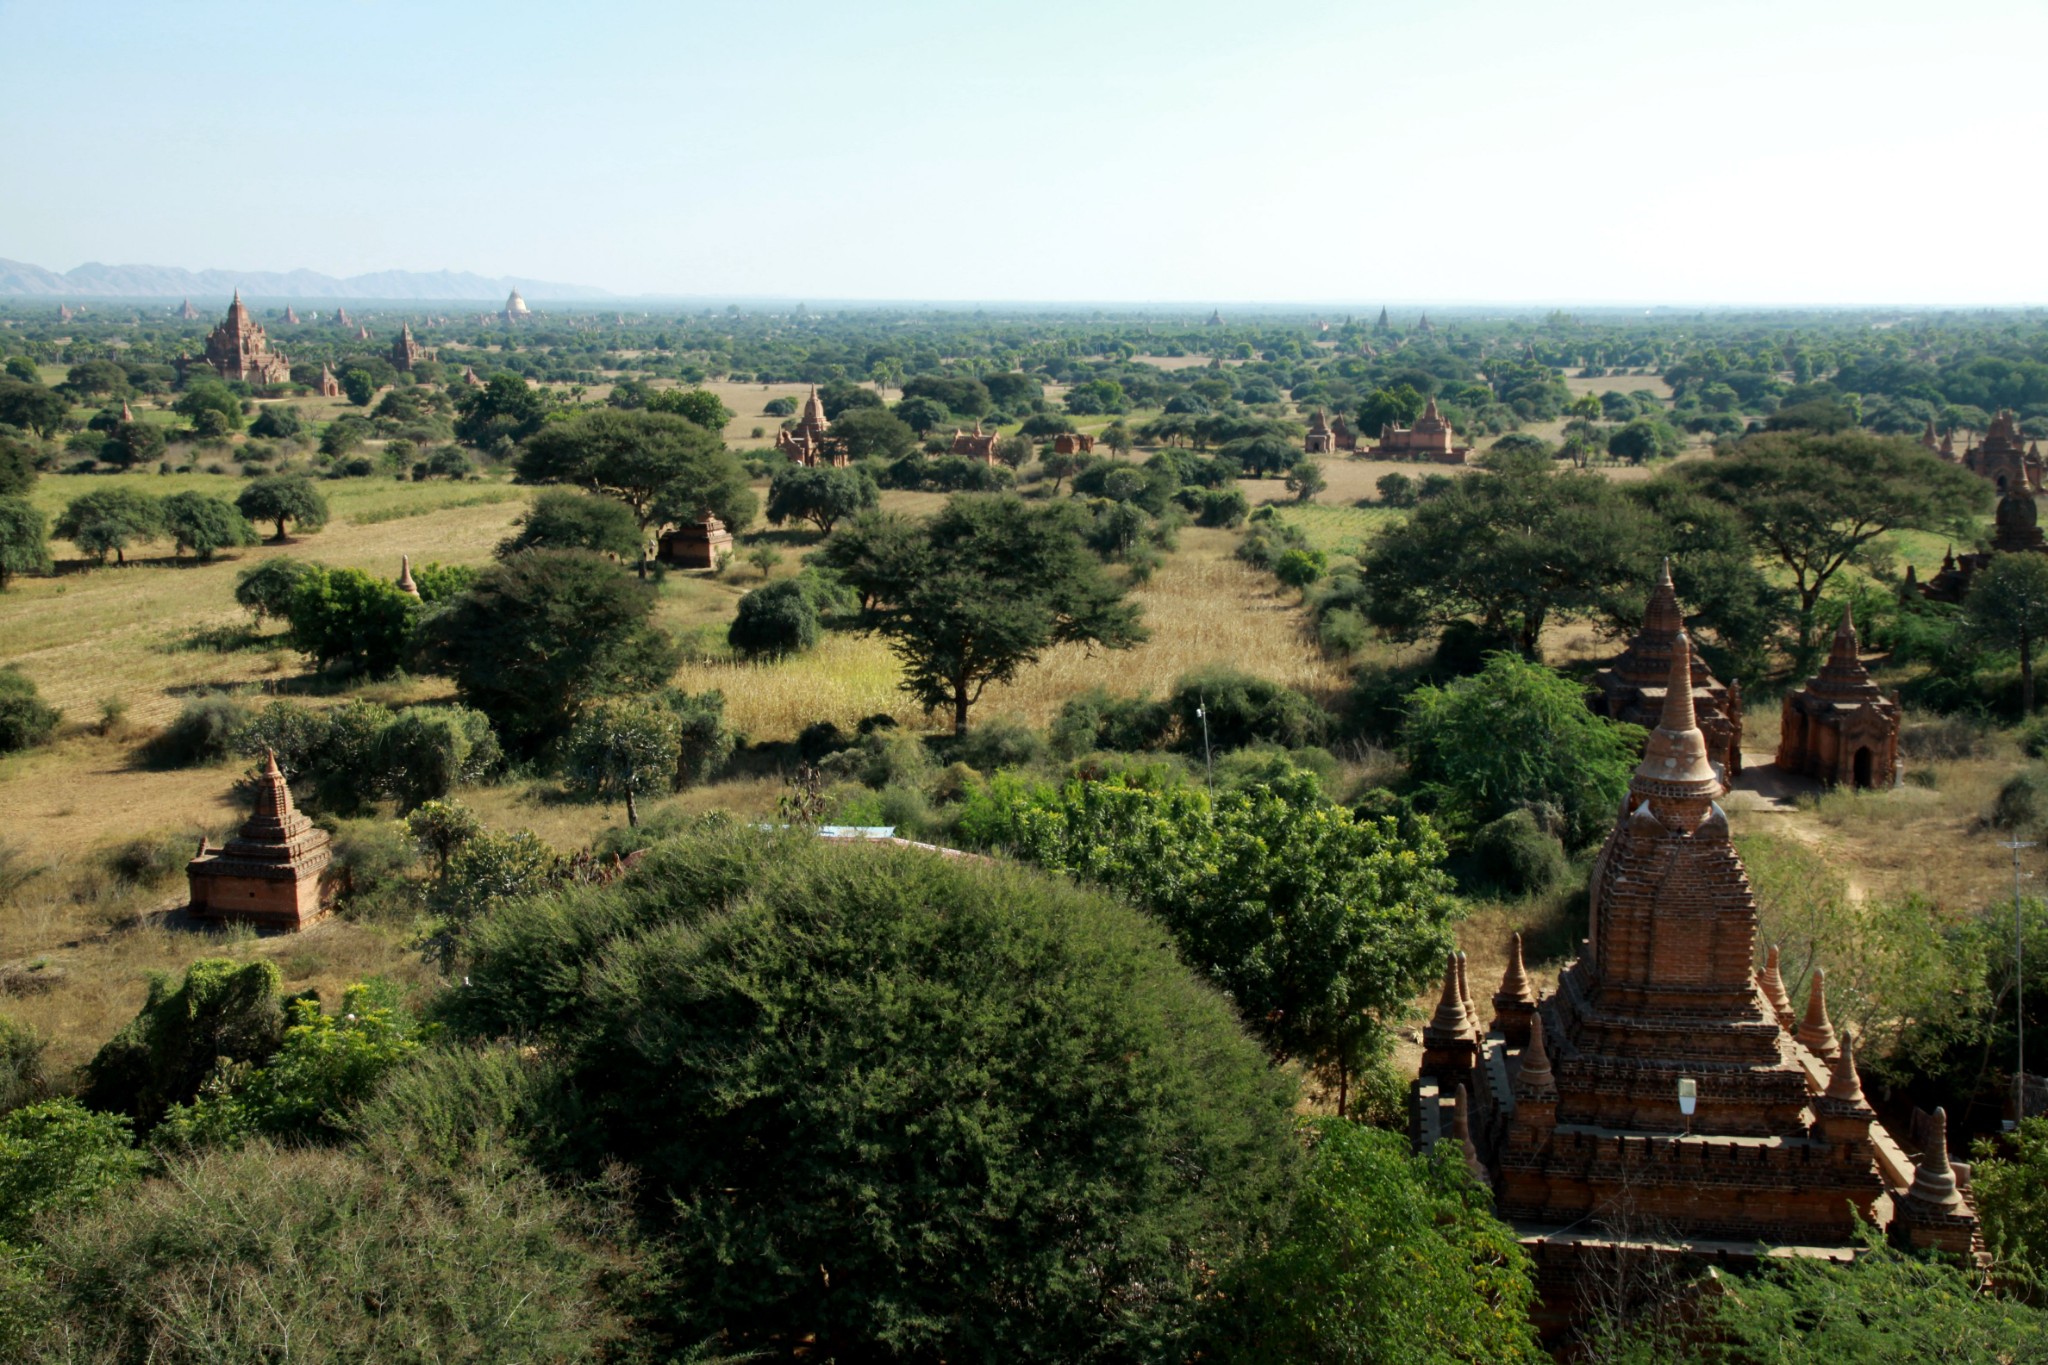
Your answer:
[192,290,291,384]
[1415,633,1981,1334]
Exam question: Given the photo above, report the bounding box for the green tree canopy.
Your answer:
[0,435,40,496]
[829,406,918,463]
[284,565,420,675]
[411,549,682,752]
[80,959,285,1136]
[834,495,1146,733]
[53,487,162,565]
[516,407,752,532]
[1209,1118,1540,1362]
[236,474,329,543]
[765,462,879,535]
[642,385,733,430]
[0,497,50,587]
[453,372,553,448]
[496,487,643,560]
[160,491,257,562]
[172,379,244,433]
[0,381,68,437]
[1403,650,1644,849]
[1680,431,1989,660]
[1965,552,2048,712]
[0,666,61,752]
[959,768,1460,1103]
[1357,383,1425,434]
[442,825,1302,1362]
[560,697,681,828]
[1362,448,1660,656]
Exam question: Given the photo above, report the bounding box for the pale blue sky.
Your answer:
[2,0,2043,304]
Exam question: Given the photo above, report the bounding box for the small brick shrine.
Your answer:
[187,751,334,931]
[1590,561,1743,778]
[1775,608,1901,790]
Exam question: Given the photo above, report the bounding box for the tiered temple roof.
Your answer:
[1373,396,1471,464]
[187,751,334,930]
[391,323,424,372]
[776,386,845,467]
[950,421,1001,464]
[1418,632,1978,1333]
[1961,409,2042,494]
[199,290,291,385]
[1775,608,1901,789]
[1591,561,1743,778]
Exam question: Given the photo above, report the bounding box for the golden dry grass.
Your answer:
[673,526,1346,742]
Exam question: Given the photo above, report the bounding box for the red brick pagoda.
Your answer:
[776,386,846,467]
[1417,633,1979,1332]
[197,290,291,385]
[1775,608,1901,790]
[1590,561,1743,778]
[187,751,334,931]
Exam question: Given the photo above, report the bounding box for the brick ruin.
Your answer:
[658,512,735,569]
[1591,562,1743,778]
[194,290,291,385]
[1416,634,1979,1333]
[1304,409,1336,454]
[950,421,1000,464]
[1051,432,1096,456]
[317,365,343,398]
[1775,608,1901,790]
[187,751,334,931]
[390,323,424,372]
[1372,396,1471,464]
[1944,409,2043,496]
[1911,486,2048,604]
[776,386,847,467]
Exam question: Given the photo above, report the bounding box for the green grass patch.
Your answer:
[1269,502,1404,555]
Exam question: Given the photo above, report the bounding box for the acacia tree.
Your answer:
[1362,448,1660,656]
[838,495,1145,734]
[411,549,682,752]
[0,497,51,587]
[765,463,879,536]
[1681,432,1988,663]
[160,491,257,562]
[562,697,681,828]
[236,475,328,543]
[1965,552,2048,712]
[516,408,753,534]
[54,488,162,565]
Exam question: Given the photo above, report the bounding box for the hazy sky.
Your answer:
[3,0,2043,304]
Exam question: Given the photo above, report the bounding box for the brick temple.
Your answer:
[776,386,846,466]
[1775,608,1901,790]
[1911,487,2048,604]
[657,511,734,569]
[390,324,424,372]
[950,422,1000,464]
[187,751,334,930]
[195,290,290,385]
[1590,562,1743,778]
[1372,396,1470,464]
[1417,634,1978,1333]
[1950,409,2043,495]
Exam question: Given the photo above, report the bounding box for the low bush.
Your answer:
[142,694,251,768]
[1471,808,1569,895]
[0,667,60,753]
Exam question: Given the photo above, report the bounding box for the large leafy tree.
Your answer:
[0,435,37,497]
[442,826,1301,1362]
[810,509,920,610]
[159,491,257,562]
[0,498,50,587]
[53,487,162,565]
[1403,651,1644,850]
[960,768,1459,1106]
[411,549,682,752]
[1680,431,1989,662]
[765,462,879,535]
[517,407,752,532]
[1965,552,2048,712]
[828,406,917,463]
[1363,448,1661,656]
[1356,382,1425,435]
[642,385,733,430]
[837,495,1145,734]
[172,379,244,434]
[0,381,68,437]
[1208,1119,1541,1362]
[236,474,329,543]
[453,371,553,448]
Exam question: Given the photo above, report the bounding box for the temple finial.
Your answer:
[1797,967,1841,1060]
[1825,1032,1865,1105]
[1517,1008,1555,1093]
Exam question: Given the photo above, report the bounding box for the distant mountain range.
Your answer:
[0,259,610,301]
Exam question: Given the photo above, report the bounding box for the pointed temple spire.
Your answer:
[1627,630,1723,822]
[1824,1032,1865,1105]
[1797,967,1841,1061]
[1515,1006,1555,1095]
[1453,1083,1489,1184]
[1455,951,1474,1026]
[1903,1106,1964,1212]
[1644,557,1682,636]
[1758,944,1797,1030]
[1490,933,1538,1045]
[396,554,420,598]
[1427,953,1470,1038]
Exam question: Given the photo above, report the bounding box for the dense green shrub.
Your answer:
[497,487,642,560]
[1471,808,1570,895]
[1404,652,1642,849]
[662,687,734,787]
[1993,767,2048,832]
[1206,1119,1541,1362]
[0,1015,49,1117]
[948,716,1045,772]
[1050,687,1175,756]
[727,575,820,656]
[0,1100,146,1244]
[443,827,1301,1361]
[0,667,60,753]
[373,704,502,810]
[142,694,250,768]
[1,1139,632,1361]
[81,960,286,1135]
[231,555,314,624]
[1170,666,1328,753]
[284,564,419,675]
